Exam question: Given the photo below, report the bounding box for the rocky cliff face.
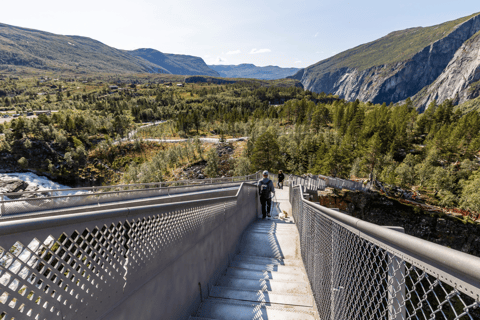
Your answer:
[295,14,480,110]
[413,31,480,111]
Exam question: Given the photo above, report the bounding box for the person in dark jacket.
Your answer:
[278,170,285,189]
[258,170,275,219]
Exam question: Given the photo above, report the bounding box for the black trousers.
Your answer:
[260,197,272,218]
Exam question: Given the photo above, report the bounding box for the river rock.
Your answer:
[0,176,28,193]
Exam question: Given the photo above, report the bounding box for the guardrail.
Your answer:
[0,182,260,320]
[0,173,262,217]
[290,182,480,319]
[268,173,368,195]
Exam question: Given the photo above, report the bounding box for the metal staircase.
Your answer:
[191,188,317,319]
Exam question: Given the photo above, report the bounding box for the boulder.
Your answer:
[0,177,28,193]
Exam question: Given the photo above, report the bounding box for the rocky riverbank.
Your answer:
[0,172,71,197]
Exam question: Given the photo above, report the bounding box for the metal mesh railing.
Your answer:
[290,185,480,319]
[0,173,262,217]
[0,182,260,320]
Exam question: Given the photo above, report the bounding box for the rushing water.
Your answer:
[1,172,71,191]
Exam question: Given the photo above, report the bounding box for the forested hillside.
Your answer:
[1,76,480,217]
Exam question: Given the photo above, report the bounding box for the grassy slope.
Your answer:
[297,12,480,78]
[0,23,169,74]
[456,94,480,114]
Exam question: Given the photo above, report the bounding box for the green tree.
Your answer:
[360,133,382,179]
[204,148,219,178]
[23,138,32,149]
[395,154,418,187]
[234,157,251,176]
[18,157,28,168]
[460,171,480,216]
[251,131,280,172]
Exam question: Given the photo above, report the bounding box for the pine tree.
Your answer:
[251,131,280,172]
[204,148,219,178]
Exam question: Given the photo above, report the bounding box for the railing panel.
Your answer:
[291,185,480,320]
[0,183,259,320]
[1,176,259,217]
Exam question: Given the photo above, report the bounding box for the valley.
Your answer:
[1,75,480,225]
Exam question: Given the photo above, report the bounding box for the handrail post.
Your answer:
[0,194,5,216]
[385,227,406,320]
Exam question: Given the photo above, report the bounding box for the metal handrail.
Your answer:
[290,178,480,319]
[0,181,242,204]
[0,182,260,320]
[0,172,262,197]
[0,172,263,217]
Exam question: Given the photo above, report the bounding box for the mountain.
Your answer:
[0,23,216,76]
[291,12,480,111]
[0,23,170,74]
[209,64,300,80]
[128,48,219,76]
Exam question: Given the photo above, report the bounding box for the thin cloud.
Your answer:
[226,50,241,55]
[249,48,271,54]
[295,60,302,64]
[314,32,319,38]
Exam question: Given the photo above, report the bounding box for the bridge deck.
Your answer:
[191,187,318,320]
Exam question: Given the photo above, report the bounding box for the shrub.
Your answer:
[18,157,28,168]
[23,138,32,149]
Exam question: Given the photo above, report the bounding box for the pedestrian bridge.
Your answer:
[0,174,479,319]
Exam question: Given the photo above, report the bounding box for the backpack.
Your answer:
[259,180,270,199]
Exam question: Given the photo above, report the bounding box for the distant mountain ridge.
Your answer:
[209,64,300,80]
[291,12,480,111]
[0,22,300,80]
[128,49,219,76]
[0,23,169,74]
[0,23,215,76]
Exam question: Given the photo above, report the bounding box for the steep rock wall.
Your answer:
[413,31,480,110]
[299,15,480,109]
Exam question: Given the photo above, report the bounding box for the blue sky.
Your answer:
[1,1,479,68]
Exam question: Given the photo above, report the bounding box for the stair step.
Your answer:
[230,261,304,274]
[233,254,302,267]
[239,232,298,259]
[246,229,295,235]
[254,220,295,225]
[210,286,313,307]
[195,299,316,320]
[216,276,308,294]
[225,267,305,282]
[248,228,295,233]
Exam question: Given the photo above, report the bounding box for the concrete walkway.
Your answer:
[191,187,317,320]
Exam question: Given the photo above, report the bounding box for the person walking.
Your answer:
[278,170,285,189]
[258,170,275,219]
